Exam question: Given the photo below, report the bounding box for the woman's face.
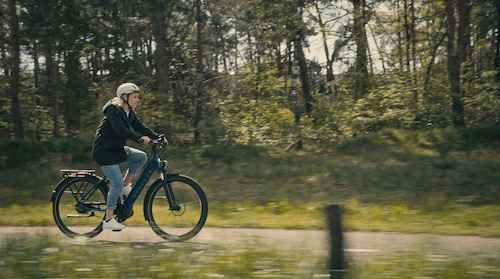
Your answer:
[126,93,140,109]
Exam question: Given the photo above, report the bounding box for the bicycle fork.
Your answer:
[161,175,183,214]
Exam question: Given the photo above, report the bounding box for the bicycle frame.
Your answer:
[123,148,163,206]
[73,145,167,214]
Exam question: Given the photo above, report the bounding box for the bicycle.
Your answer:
[50,137,208,242]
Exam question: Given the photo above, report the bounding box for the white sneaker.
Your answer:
[102,217,125,231]
[120,183,132,197]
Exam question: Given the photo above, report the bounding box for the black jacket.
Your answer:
[91,100,158,166]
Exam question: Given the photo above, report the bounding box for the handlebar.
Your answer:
[149,134,166,146]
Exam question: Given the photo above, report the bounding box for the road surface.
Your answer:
[1,226,499,259]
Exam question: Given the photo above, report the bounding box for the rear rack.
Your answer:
[60,169,95,178]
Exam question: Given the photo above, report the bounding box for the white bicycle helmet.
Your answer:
[116,83,141,98]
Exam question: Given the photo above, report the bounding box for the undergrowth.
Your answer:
[1,127,500,236]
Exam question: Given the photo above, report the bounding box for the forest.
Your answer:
[1,0,500,147]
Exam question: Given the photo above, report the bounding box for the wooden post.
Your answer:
[326,204,343,279]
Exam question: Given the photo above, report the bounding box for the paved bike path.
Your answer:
[1,226,500,258]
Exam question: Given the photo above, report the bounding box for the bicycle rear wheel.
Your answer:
[52,176,108,238]
[144,175,208,242]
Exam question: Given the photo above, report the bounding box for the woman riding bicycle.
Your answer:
[92,82,167,231]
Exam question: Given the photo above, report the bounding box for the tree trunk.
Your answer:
[458,0,471,125]
[396,1,404,71]
[351,0,370,98]
[314,0,334,81]
[424,33,447,89]
[33,42,40,90]
[49,3,60,138]
[234,17,239,73]
[152,5,170,95]
[52,52,61,138]
[291,39,299,125]
[404,0,411,72]
[296,39,313,114]
[293,1,313,114]
[111,1,121,76]
[496,1,500,82]
[194,0,204,144]
[411,0,416,73]
[457,0,471,64]
[9,0,23,139]
[445,0,465,127]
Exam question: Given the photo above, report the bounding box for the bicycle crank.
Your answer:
[115,203,134,222]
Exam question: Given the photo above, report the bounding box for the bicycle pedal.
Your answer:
[112,229,122,232]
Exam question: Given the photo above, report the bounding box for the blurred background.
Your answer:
[1,0,500,277]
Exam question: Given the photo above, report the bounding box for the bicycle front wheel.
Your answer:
[144,175,208,242]
[52,176,108,238]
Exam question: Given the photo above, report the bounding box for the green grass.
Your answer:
[1,199,499,237]
[1,233,499,278]
[347,249,500,278]
[1,128,500,237]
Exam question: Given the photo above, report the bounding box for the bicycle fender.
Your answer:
[167,172,179,178]
[50,178,75,202]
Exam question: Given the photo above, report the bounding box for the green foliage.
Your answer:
[347,74,454,135]
[1,128,500,237]
[351,80,416,132]
[464,70,500,126]
[0,77,10,137]
[2,0,500,148]
[299,88,355,144]
[2,127,500,208]
[239,64,287,98]
[0,138,92,171]
[349,248,500,278]
[200,144,265,164]
[220,93,297,146]
[302,72,455,145]
[334,126,500,154]
[459,125,500,149]
[136,87,181,132]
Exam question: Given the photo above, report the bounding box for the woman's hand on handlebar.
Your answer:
[160,135,169,145]
[140,136,151,145]
[145,134,169,146]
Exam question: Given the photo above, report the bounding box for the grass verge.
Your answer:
[1,233,499,278]
[1,200,499,237]
[1,128,500,237]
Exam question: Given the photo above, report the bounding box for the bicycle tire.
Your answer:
[52,176,108,238]
[144,175,208,242]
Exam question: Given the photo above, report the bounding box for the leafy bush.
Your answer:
[299,92,354,145]
[351,79,416,133]
[0,138,92,170]
[0,139,47,170]
[464,70,500,126]
[459,125,500,149]
[220,94,297,146]
[200,143,266,164]
[334,126,500,154]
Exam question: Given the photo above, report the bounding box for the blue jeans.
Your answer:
[101,147,147,210]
